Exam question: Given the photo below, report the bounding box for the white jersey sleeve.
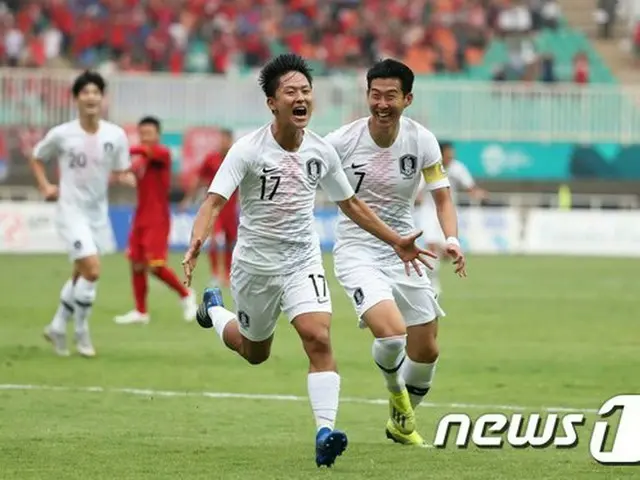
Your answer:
[208,142,247,200]
[419,128,450,191]
[112,129,131,171]
[319,145,355,202]
[33,126,61,162]
[449,160,475,190]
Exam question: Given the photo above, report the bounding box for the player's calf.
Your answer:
[293,312,335,372]
[403,321,439,409]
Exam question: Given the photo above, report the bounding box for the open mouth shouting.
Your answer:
[293,105,308,119]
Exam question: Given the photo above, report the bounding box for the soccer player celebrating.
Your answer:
[415,141,487,295]
[182,54,433,467]
[29,71,132,357]
[113,116,198,325]
[325,59,466,446]
[180,129,237,287]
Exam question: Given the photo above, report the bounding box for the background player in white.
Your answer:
[415,141,488,295]
[326,59,466,446]
[29,71,133,357]
[181,54,432,468]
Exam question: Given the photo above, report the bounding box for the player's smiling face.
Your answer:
[76,83,103,117]
[268,71,313,129]
[138,124,159,146]
[367,78,413,129]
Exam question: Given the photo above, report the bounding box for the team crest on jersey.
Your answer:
[238,311,250,329]
[103,142,114,153]
[399,154,417,179]
[353,288,365,306]
[306,159,322,183]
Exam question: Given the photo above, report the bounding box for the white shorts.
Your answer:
[56,215,114,261]
[335,257,445,329]
[413,205,445,245]
[230,262,332,342]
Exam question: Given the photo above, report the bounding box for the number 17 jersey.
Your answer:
[208,124,354,276]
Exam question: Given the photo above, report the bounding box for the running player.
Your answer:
[180,129,236,287]
[113,116,198,325]
[325,59,466,446]
[415,141,487,295]
[29,70,132,357]
[182,54,433,468]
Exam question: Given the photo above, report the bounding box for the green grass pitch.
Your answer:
[0,253,638,479]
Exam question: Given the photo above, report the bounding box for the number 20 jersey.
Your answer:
[326,117,447,266]
[208,124,354,276]
[33,119,130,222]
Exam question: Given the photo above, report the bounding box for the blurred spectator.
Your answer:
[573,51,590,84]
[595,0,619,39]
[540,54,557,82]
[0,0,565,80]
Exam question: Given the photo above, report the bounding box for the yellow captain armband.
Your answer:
[422,160,447,184]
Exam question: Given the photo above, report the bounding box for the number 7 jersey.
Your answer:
[326,117,449,265]
[208,123,354,275]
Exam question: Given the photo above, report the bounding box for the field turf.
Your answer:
[0,253,637,479]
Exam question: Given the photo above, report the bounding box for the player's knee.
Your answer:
[149,266,162,276]
[132,262,147,273]
[76,256,100,281]
[246,352,269,365]
[300,326,332,356]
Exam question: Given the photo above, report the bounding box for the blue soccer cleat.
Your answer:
[196,287,224,329]
[315,427,348,468]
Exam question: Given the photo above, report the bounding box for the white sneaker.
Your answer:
[75,330,96,358]
[114,310,150,325]
[182,289,198,322]
[43,326,70,357]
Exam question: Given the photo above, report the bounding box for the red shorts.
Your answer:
[128,224,170,266]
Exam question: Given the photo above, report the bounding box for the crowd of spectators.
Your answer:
[0,0,564,77]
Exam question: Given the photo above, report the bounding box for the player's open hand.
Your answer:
[40,184,59,201]
[182,240,202,287]
[392,230,438,277]
[445,243,467,277]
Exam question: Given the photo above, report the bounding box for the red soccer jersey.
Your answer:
[131,144,171,227]
[199,152,238,218]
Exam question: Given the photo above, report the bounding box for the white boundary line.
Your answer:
[0,384,598,414]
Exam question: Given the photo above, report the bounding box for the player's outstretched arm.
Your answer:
[431,187,466,277]
[337,196,436,276]
[182,193,227,286]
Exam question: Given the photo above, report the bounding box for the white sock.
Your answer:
[308,371,340,431]
[372,336,407,393]
[207,306,236,341]
[73,277,97,334]
[401,357,438,409]
[50,279,75,332]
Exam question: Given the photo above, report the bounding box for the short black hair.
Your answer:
[138,115,162,132]
[71,70,106,97]
[366,59,414,96]
[439,141,453,152]
[258,53,313,97]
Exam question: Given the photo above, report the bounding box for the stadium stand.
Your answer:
[0,0,614,83]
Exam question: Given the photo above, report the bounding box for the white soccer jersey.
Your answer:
[326,116,450,265]
[209,123,354,275]
[33,119,130,222]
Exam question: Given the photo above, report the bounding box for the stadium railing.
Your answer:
[2,68,640,143]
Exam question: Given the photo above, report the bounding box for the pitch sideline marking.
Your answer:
[0,384,598,414]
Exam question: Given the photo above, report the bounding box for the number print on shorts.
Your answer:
[308,274,328,303]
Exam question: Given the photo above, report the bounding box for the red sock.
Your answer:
[132,269,148,314]
[153,266,189,298]
[208,246,218,277]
